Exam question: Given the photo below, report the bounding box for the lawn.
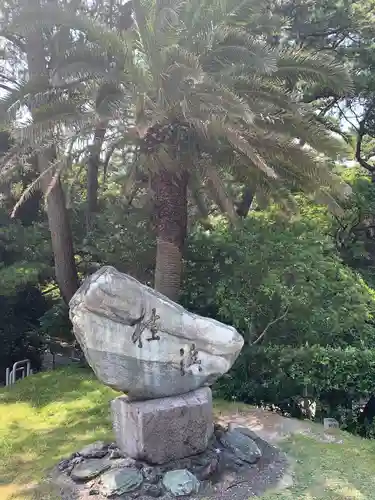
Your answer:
[1,367,375,499]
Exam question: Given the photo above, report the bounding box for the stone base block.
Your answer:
[111,388,213,464]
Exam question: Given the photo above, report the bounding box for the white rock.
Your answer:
[69,266,244,399]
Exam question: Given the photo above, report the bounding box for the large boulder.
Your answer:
[69,266,244,399]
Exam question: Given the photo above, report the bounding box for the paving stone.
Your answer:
[163,469,200,497]
[143,484,164,497]
[219,430,261,464]
[100,468,143,496]
[79,441,108,459]
[71,459,111,482]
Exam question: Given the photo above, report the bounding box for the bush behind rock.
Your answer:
[214,345,375,433]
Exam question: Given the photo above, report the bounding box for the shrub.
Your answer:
[73,204,156,284]
[0,211,52,381]
[181,211,375,348]
[215,345,375,431]
[0,286,48,382]
[39,300,73,341]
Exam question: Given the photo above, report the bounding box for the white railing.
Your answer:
[5,359,32,386]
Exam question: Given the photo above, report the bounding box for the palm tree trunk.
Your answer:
[39,151,79,304]
[153,168,188,301]
[25,9,79,304]
[86,123,107,230]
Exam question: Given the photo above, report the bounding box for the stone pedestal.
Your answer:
[111,387,213,464]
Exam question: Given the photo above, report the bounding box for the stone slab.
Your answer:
[71,459,110,482]
[78,441,108,458]
[219,430,262,464]
[100,468,143,496]
[163,469,200,496]
[111,387,213,464]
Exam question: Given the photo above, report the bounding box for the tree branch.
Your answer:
[356,116,375,174]
[251,308,289,345]
[337,103,359,132]
[315,113,351,142]
[318,97,339,116]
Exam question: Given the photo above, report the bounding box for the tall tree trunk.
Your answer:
[153,168,188,301]
[26,7,79,303]
[40,152,79,303]
[86,123,107,230]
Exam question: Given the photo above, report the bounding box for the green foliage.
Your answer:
[39,300,73,341]
[0,209,51,379]
[3,369,375,500]
[215,345,375,428]
[1,0,352,222]
[329,167,375,281]
[182,209,375,347]
[73,200,156,284]
[0,286,48,382]
[0,262,47,296]
[2,0,375,442]
[0,210,51,297]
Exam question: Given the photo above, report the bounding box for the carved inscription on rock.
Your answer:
[180,344,203,376]
[131,308,160,348]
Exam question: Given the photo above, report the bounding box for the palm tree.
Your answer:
[0,0,133,299]
[2,0,352,301]
[120,0,352,300]
[0,0,83,303]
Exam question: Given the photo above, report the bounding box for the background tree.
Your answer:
[8,0,352,301]
[0,0,81,303]
[2,0,375,431]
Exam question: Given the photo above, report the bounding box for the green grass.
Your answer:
[1,367,375,499]
[0,366,117,499]
[264,435,375,499]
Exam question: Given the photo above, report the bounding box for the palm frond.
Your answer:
[188,169,211,220]
[202,27,277,75]
[277,50,353,96]
[206,119,278,179]
[256,177,298,215]
[184,78,254,126]
[252,137,348,199]
[160,45,204,104]
[311,189,345,217]
[11,154,70,217]
[0,79,45,124]
[203,160,238,224]
[253,111,346,159]
[154,0,186,39]
[10,2,131,62]
[229,75,298,114]
[116,158,142,201]
[11,109,94,150]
